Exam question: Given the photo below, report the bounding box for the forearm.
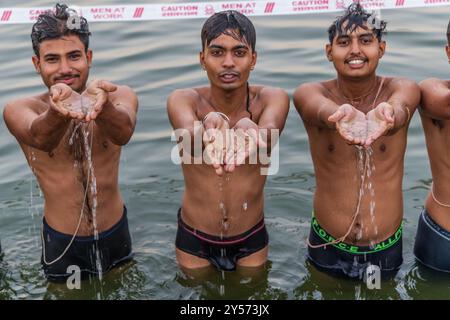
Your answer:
[316,102,340,129]
[387,103,413,135]
[30,108,71,151]
[96,100,135,145]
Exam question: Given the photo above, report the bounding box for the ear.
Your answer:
[325,43,333,62]
[86,49,93,68]
[445,45,450,63]
[378,40,386,59]
[32,55,41,74]
[199,51,206,70]
[250,51,257,70]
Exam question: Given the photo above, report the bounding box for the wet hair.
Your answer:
[447,19,450,44]
[201,10,256,52]
[328,2,387,44]
[31,3,91,56]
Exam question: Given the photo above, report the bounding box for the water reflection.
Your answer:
[176,261,287,300]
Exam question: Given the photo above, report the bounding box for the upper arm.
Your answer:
[166,89,199,131]
[419,78,450,120]
[257,87,290,133]
[387,78,420,115]
[3,99,40,147]
[293,82,338,128]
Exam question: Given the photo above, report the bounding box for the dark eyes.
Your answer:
[210,50,247,57]
[45,54,81,63]
[210,50,223,56]
[337,38,373,46]
[69,54,81,60]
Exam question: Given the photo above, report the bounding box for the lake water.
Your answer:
[0,0,450,300]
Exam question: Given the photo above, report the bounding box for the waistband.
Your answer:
[311,215,403,254]
[422,209,450,240]
[43,206,128,242]
[178,208,265,245]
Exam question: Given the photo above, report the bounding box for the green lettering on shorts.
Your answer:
[311,215,402,255]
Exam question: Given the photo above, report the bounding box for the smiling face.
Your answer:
[199,31,257,91]
[32,34,92,93]
[326,24,386,79]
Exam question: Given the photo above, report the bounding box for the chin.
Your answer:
[220,82,245,91]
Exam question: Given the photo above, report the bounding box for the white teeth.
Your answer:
[348,59,365,65]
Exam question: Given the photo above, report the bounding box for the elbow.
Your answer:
[112,124,134,146]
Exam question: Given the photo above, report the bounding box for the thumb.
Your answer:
[99,80,117,92]
[328,109,344,122]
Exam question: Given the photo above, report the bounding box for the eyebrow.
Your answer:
[336,32,374,40]
[43,50,82,59]
[207,44,249,50]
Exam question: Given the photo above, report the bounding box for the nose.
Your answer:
[59,58,73,74]
[222,52,235,69]
[350,38,361,55]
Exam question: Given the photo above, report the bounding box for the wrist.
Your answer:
[46,107,70,123]
[202,111,230,123]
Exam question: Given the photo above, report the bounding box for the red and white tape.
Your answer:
[0,0,449,24]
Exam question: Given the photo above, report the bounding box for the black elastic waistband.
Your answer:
[43,206,128,242]
[178,208,265,245]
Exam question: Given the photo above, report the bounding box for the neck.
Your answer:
[336,73,378,101]
[209,83,248,116]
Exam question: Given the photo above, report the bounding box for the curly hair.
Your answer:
[31,3,91,56]
[328,2,387,44]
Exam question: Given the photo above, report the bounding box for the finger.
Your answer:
[58,107,69,117]
[88,110,98,121]
[225,163,235,173]
[380,107,394,123]
[98,80,118,92]
[328,110,344,122]
[215,166,223,177]
[50,87,62,101]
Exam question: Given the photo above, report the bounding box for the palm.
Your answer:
[203,114,230,175]
[336,109,367,144]
[366,109,389,145]
[224,118,263,172]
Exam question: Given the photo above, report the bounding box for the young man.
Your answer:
[167,10,289,272]
[414,21,450,273]
[3,4,138,282]
[293,3,420,279]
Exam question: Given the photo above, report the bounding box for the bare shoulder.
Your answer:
[257,85,289,103]
[167,87,203,108]
[294,81,331,98]
[293,81,332,110]
[387,77,419,91]
[3,94,47,120]
[419,77,448,93]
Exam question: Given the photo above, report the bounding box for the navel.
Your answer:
[379,144,386,152]
[328,144,335,152]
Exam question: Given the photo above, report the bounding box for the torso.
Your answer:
[180,85,268,237]
[305,77,406,245]
[20,95,124,236]
[420,81,450,231]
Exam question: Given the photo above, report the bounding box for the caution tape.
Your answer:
[0,0,449,24]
